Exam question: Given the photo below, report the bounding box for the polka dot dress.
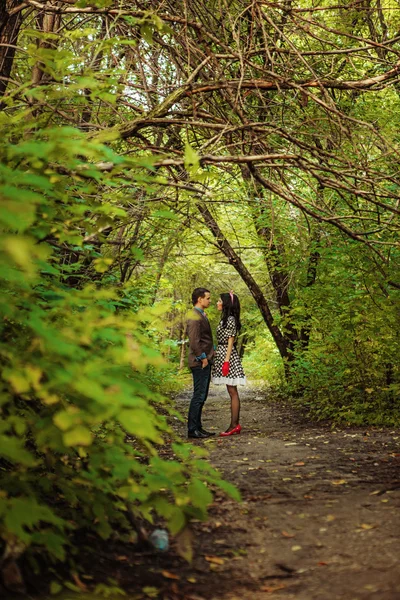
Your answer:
[211,316,246,386]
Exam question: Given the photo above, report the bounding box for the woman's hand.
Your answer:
[222,361,230,376]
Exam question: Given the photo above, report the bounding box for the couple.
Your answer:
[187,287,246,439]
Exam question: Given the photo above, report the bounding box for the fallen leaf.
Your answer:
[360,523,377,530]
[187,577,197,583]
[294,461,305,466]
[71,573,88,591]
[142,587,159,599]
[281,531,295,538]
[330,479,347,485]
[318,561,328,566]
[176,526,194,563]
[161,571,180,580]
[260,584,287,593]
[326,515,335,522]
[205,555,224,565]
[291,545,302,552]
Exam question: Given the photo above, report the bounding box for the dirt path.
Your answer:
[167,384,400,600]
[90,384,400,600]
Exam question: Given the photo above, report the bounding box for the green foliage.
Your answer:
[0,111,237,578]
[243,335,285,386]
[284,243,400,425]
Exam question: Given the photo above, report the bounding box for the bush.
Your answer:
[0,122,239,589]
[284,245,400,425]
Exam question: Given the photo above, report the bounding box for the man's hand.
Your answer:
[201,358,208,369]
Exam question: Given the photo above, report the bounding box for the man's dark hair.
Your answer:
[192,287,210,306]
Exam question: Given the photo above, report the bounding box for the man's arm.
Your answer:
[187,317,204,359]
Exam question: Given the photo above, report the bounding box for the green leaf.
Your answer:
[215,479,241,502]
[131,246,144,260]
[184,143,200,171]
[53,410,79,432]
[93,257,113,273]
[167,507,186,535]
[50,581,63,595]
[0,201,36,232]
[140,24,154,44]
[152,210,179,220]
[31,532,67,561]
[171,442,191,460]
[63,426,93,447]
[2,236,37,275]
[0,435,36,466]
[4,498,65,542]
[118,409,162,442]
[188,478,213,508]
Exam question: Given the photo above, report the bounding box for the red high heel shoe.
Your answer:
[219,424,242,437]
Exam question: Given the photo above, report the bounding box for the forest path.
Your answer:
[169,384,400,600]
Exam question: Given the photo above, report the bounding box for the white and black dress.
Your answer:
[211,316,246,386]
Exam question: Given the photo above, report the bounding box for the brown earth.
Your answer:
[117,384,400,600]
[35,384,399,600]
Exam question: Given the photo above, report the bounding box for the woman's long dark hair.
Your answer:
[220,292,241,332]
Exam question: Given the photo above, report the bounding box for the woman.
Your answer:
[211,291,246,436]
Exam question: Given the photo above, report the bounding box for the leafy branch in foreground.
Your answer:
[0,118,239,592]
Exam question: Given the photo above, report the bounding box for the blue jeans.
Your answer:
[188,364,211,433]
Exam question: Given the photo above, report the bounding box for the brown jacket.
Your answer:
[187,308,214,368]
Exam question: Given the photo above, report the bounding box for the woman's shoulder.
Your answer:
[218,315,236,327]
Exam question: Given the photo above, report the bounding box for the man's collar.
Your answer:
[194,306,206,315]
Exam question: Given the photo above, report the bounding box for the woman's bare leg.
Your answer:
[226,385,240,430]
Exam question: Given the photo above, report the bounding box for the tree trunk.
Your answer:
[179,321,188,371]
[247,166,321,352]
[150,236,175,305]
[197,203,291,368]
[238,333,248,360]
[81,17,106,130]
[0,0,24,100]
[32,9,61,87]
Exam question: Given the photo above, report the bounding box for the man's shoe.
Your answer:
[188,430,208,439]
[199,428,215,437]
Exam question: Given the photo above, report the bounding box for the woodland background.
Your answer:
[0,0,399,593]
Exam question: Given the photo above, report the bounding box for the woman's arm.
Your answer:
[225,337,234,362]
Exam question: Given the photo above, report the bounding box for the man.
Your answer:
[187,287,215,439]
